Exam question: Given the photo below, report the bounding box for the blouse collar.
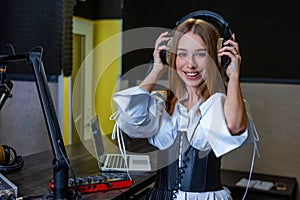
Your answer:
[177,91,203,113]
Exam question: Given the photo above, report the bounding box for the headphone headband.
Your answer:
[159,10,233,68]
[176,10,232,39]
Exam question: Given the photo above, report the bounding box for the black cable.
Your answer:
[4,43,16,55]
[16,194,44,200]
[6,191,16,200]
[16,192,53,200]
[0,192,7,200]
[41,193,53,200]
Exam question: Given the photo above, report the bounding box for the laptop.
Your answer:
[90,115,151,172]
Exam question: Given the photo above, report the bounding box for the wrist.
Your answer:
[228,72,240,81]
[151,64,166,76]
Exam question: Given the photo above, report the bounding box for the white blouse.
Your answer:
[112,86,259,200]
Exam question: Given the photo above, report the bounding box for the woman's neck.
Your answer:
[182,86,203,111]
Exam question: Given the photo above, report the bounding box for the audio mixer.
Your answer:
[0,173,17,199]
[50,173,133,194]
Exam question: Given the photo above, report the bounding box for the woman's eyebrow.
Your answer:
[177,48,206,51]
[194,48,207,51]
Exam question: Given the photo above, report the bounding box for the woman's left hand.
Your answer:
[218,34,241,79]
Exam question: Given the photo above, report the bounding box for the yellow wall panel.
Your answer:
[93,19,121,134]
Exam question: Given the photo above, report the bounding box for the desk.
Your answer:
[221,169,298,200]
[6,141,156,200]
[7,139,298,200]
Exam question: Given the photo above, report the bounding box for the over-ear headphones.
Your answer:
[160,10,233,69]
[0,145,24,174]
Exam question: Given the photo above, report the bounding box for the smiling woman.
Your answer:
[111,12,259,200]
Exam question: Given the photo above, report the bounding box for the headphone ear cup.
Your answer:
[0,145,11,165]
[217,38,231,70]
[0,145,24,174]
[160,34,173,65]
[0,145,5,165]
[217,38,224,67]
[221,40,232,68]
[165,37,173,65]
[3,145,17,164]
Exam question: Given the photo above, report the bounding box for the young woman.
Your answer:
[112,18,258,200]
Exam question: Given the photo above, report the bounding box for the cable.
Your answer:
[4,43,16,55]
[0,192,7,200]
[241,115,260,200]
[110,111,132,180]
[6,191,16,200]
[15,193,53,200]
[28,46,43,55]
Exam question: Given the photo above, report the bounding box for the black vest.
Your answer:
[145,131,222,200]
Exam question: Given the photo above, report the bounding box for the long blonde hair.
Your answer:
[166,18,223,115]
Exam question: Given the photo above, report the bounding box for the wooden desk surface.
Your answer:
[6,136,298,200]
[221,169,297,200]
[6,140,156,200]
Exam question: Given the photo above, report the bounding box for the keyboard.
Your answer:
[106,155,129,168]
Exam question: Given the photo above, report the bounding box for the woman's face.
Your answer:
[175,31,209,89]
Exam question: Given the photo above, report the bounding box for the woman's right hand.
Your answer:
[152,31,170,74]
[139,32,170,92]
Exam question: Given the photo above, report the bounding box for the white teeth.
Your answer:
[186,72,198,76]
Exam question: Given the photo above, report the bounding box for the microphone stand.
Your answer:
[0,52,69,200]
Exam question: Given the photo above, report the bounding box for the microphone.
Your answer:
[0,65,13,110]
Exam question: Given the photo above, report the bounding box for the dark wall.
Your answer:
[74,0,121,19]
[122,0,300,83]
[0,0,74,78]
[2,0,298,82]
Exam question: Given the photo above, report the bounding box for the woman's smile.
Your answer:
[183,70,202,79]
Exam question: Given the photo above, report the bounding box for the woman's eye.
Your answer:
[178,52,187,57]
[195,52,206,57]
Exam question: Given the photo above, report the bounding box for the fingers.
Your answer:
[218,34,242,78]
[155,31,170,49]
[219,34,241,60]
[153,31,170,62]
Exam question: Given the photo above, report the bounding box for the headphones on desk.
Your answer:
[160,10,233,70]
[0,145,24,174]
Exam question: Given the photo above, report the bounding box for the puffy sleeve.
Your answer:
[112,86,167,138]
[200,93,259,157]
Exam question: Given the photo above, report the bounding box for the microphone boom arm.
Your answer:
[0,52,69,199]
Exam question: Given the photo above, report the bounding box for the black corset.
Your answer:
[153,131,222,193]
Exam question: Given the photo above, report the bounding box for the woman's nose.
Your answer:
[186,55,195,68]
